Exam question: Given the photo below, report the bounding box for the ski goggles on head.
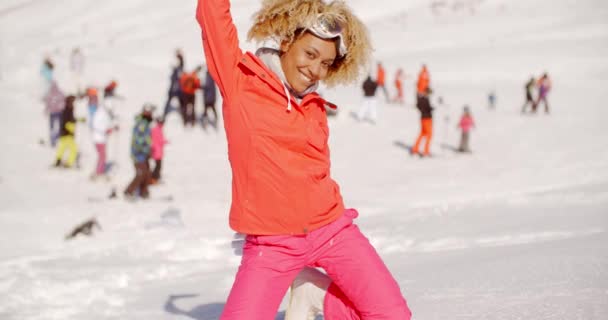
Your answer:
[305,14,347,58]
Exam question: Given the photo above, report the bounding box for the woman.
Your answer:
[196,0,411,319]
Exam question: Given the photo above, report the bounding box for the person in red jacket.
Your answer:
[196,0,411,319]
[178,66,202,127]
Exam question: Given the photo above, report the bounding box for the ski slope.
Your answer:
[0,0,607,319]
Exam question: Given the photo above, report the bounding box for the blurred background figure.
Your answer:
[534,73,552,114]
[81,87,99,129]
[416,64,430,100]
[124,105,154,200]
[43,80,65,148]
[90,100,118,181]
[457,105,475,153]
[392,68,405,105]
[521,76,536,114]
[163,49,184,121]
[201,68,218,130]
[150,117,168,185]
[179,65,202,127]
[487,90,496,109]
[357,75,379,124]
[376,62,389,102]
[54,96,79,168]
[411,87,434,157]
[69,47,85,93]
[40,57,54,96]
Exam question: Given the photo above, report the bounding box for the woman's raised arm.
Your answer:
[196,0,243,100]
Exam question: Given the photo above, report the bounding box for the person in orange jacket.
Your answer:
[376,62,389,102]
[416,64,430,97]
[411,87,434,157]
[178,66,202,126]
[393,68,405,105]
[196,0,411,319]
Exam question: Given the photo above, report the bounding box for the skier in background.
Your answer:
[124,105,154,199]
[376,62,389,102]
[357,75,378,123]
[179,65,202,127]
[457,105,475,153]
[411,87,434,157]
[43,80,66,147]
[392,68,405,105]
[163,49,184,120]
[488,90,496,109]
[201,69,218,130]
[150,117,168,185]
[80,87,99,129]
[416,64,430,100]
[90,101,118,180]
[534,73,552,114]
[521,76,536,114]
[40,57,54,97]
[54,96,79,168]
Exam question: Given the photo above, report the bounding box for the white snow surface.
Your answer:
[1,0,608,319]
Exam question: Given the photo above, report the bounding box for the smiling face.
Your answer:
[280,32,338,94]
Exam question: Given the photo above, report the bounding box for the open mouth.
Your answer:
[300,71,313,85]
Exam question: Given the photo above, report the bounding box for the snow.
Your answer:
[1,0,607,319]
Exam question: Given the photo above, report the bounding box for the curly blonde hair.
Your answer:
[247,0,372,87]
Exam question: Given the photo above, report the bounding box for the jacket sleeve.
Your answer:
[196,0,243,101]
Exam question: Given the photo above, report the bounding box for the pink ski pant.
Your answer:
[95,143,106,175]
[220,209,412,320]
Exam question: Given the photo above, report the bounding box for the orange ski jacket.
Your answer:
[196,0,345,235]
[377,66,386,86]
[416,67,429,95]
[179,72,201,95]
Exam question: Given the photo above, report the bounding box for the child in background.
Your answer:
[457,105,475,153]
[150,117,168,185]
